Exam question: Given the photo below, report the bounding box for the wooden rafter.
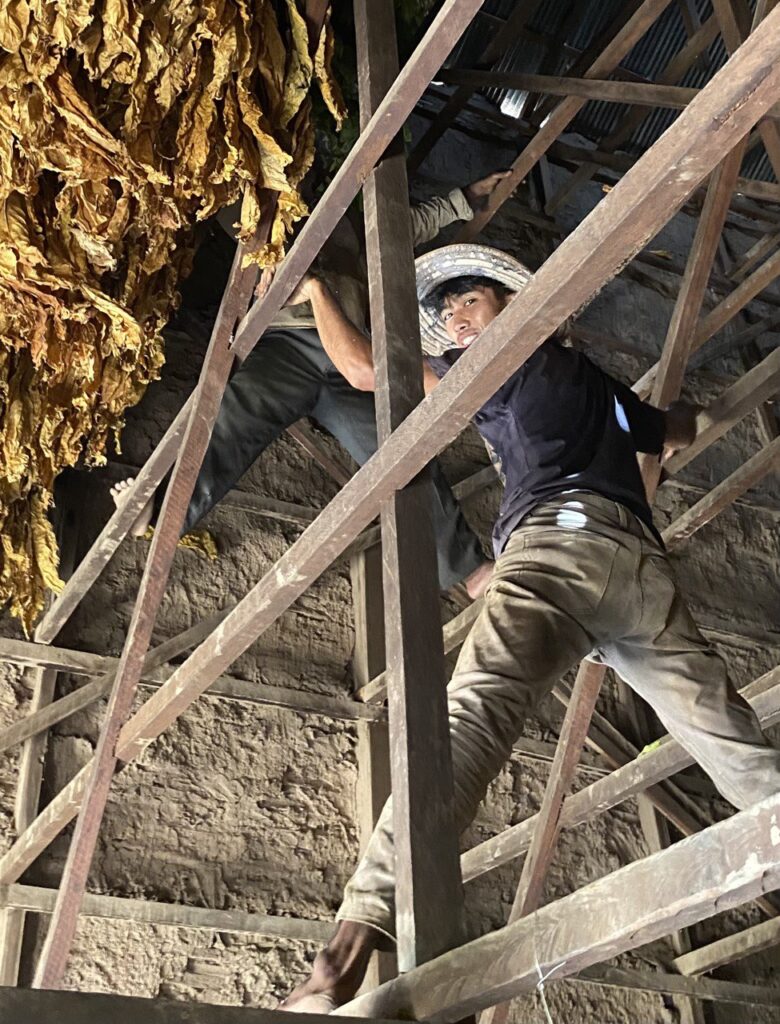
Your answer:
[335,794,780,1022]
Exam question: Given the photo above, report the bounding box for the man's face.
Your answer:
[440,286,513,348]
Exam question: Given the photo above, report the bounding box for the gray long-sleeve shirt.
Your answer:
[216,189,474,333]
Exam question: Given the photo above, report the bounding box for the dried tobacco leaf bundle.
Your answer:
[0,0,345,632]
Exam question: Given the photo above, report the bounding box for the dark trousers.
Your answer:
[181,328,484,589]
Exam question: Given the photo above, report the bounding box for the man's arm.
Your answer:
[296,276,440,396]
[612,378,699,457]
[410,171,510,248]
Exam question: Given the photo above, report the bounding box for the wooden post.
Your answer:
[356,0,465,970]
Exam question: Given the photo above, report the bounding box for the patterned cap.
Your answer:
[415,243,533,354]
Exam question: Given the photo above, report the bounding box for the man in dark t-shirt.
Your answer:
[279,244,780,1013]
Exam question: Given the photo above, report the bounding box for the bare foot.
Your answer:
[109,478,155,537]
[279,921,380,1013]
[464,559,494,601]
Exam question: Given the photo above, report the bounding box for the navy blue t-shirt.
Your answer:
[428,340,666,556]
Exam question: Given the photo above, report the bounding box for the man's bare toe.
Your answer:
[109,477,155,537]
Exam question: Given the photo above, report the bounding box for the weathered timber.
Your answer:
[573,965,780,1007]
[357,0,465,968]
[31,206,265,988]
[0,988,379,1024]
[663,435,780,548]
[479,661,605,1024]
[0,883,331,942]
[459,668,780,882]
[665,345,780,472]
[545,13,719,214]
[673,916,780,975]
[407,0,545,172]
[441,69,698,110]
[334,794,780,1022]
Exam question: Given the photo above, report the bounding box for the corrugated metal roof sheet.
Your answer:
[442,0,772,181]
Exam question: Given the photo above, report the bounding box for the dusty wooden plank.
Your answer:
[480,661,605,1024]
[335,794,780,1022]
[441,69,698,110]
[459,669,780,883]
[663,435,780,548]
[5,19,780,891]
[730,229,780,282]
[713,0,780,182]
[459,0,677,241]
[0,637,384,754]
[355,599,482,704]
[32,202,267,988]
[350,543,396,991]
[574,965,780,1007]
[691,246,780,352]
[1,883,331,943]
[665,345,780,473]
[350,544,385,691]
[673,916,780,975]
[287,421,352,486]
[652,143,748,409]
[0,909,24,986]
[33,404,190,645]
[358,0,465,969]
[0,988,387,1024]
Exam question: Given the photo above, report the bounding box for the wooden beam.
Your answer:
[440,68,698,110]
[0,989,384,1024]
[355,599,482,704]
[350,544,395,990]
[459,667,780,882]
[673,915,780,975]
[730,228,780,282]
[4,17,780,892]
[665,345,780,473]
[573,964,780,1007]
[713,0,780,182]
[545,13,720,214]
[407,0,545,173]
[334,794,780,1022]
[0,909,24,986]
[357,0,465,969]
[662,435,780,548]
[0,883,330,943]
[287,421,352,486]
[31,180,272,986]
[692,246,780,351]
[479,661,605,1024]
[459,0,678,241]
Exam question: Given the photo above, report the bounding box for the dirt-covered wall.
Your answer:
[1,119,779,1022]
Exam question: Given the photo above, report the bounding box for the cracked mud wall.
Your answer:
[1,121,779,1021]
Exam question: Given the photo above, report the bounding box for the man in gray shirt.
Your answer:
[112,177,507,596]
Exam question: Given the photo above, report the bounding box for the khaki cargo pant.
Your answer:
[338,491,780,942]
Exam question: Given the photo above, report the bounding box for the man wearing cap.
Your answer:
[110,176,510,598]
[279,243,780,1013]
